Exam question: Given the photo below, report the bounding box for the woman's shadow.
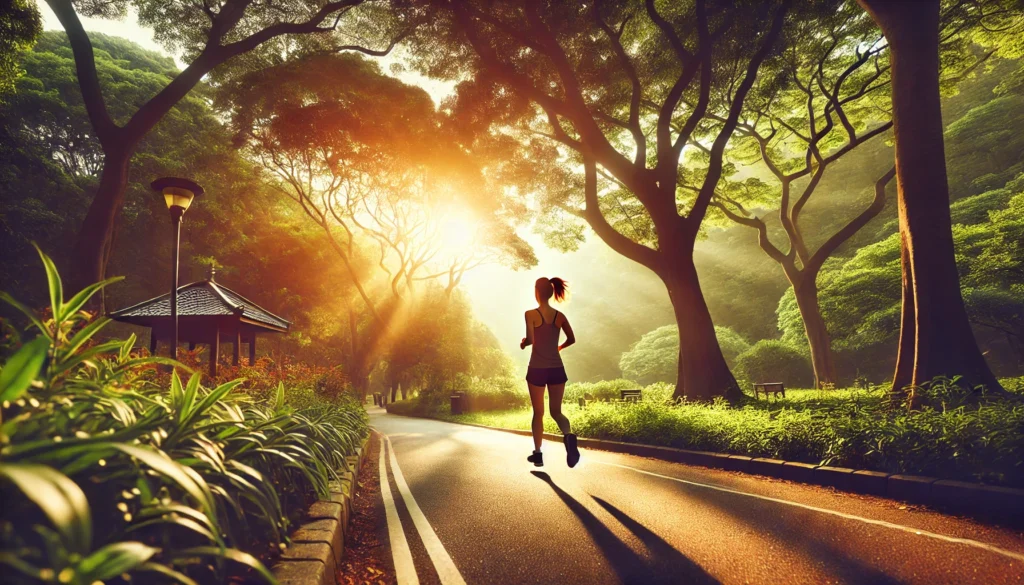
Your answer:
[531,471,719,585]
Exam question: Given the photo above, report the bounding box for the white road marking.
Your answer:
[385,434,468,585]
[378,433,419,585]
[592,459,1024,563]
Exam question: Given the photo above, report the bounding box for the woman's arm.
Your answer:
[520,311,535,350]
[558,315,575,352]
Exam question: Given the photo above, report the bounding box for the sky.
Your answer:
[37,5,646,369]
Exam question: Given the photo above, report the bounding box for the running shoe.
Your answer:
[565,434,580,468]
[527,451,544,467]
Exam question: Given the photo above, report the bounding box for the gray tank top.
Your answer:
[529,309,564,368]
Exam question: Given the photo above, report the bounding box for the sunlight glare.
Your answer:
[440,212,478,250]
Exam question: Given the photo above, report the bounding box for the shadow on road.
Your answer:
[693,483,903,584]
[531,471,720,585]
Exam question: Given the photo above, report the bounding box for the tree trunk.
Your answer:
[351,373,370,402]
[792,278,838,388]
[859,0,1003,393]
[892,230,916,398]
[70,145,132,292]
[664,256,741,402]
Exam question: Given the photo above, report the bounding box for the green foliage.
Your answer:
[0,252,368,584]
[428,383,1024,487]
[783,179,1024,379]
[0,0,39,98]
[618,325,750,385]
[734,340,813,389]
[618,325,679,385]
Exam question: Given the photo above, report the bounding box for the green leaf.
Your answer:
[170,370,184,410]
[178,373,202,424]
[0,292,48,336]
[275,382,285,412]
[120,333,137,361]
[0,336,49,402]
[75,541,158,581]
[0,463,92,554]
[137,562,201,585]
[181,379,242,429]
[173,547,278,585]
[58,317,111,362]
[60,276,124,322]
[34,243,63,324]
[111,444,217,519]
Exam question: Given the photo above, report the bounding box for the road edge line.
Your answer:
[378,431,420,585]
[384,410,1024,525]
[592,459,1024,563]
[385,434,468,585]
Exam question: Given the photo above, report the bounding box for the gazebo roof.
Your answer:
[110,277,290,332]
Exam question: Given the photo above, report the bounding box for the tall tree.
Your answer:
[418,0,794,400]
[856,0,1019,393]
[229,53,534,393]
[44,0,413,293]
[0,0,41,98]
[706,1,895,388]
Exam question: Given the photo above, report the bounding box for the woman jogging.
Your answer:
[520,276,580,468]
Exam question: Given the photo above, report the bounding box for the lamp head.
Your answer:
[151,177,204,214]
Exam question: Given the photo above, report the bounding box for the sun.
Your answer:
[439,212,479,250]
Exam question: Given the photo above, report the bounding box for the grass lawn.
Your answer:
[387,382,1024,487]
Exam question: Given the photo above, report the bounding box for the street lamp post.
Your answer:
[151,177,204,360]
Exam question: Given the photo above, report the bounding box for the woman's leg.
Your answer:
[528,382,546,451]
[547,383,572,435]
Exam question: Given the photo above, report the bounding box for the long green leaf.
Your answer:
[274,382,286,413]
[0,463,91,554]
[111,444,217,519]
[34,244,63,324]
[60,276,124,322]
[179,373,202,425]
[181,379,243,429]
[173,547,277,585]
[59,317,111,362]
[0,336,49,402]
[0,292,48,336]
[137,562,200,585]
[75,541,159,581]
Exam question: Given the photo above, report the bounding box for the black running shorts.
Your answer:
[526,366,568,386]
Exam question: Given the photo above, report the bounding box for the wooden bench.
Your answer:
[753,382,785,400]
[620,389,643,403]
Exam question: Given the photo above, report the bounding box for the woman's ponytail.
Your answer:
[549,277,568,302]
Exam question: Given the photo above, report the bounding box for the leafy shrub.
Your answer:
[0,248,368,584]
[464,375,523,411]
[428,382,1024,487]
[619,325,749,384]
[563,378,640,403]
[734,340,813,389]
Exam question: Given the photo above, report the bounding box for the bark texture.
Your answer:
[858,0,1002,393]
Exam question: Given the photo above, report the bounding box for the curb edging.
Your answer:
[271,433,371,585]
[387,410,1024,524]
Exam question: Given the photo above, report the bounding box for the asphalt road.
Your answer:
[369,407,1024,585]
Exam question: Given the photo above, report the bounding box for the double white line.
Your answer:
[377,432,467,585]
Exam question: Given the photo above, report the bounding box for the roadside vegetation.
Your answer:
[388,378,1024,488]
[0,252,368,584]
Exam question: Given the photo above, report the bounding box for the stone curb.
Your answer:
[388,411,1024,524]
[272,433,371,585]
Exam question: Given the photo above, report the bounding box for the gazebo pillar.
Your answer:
[210,326,220,378]
[149,332,157,355]
[249,333,256,366]
[233,329,241,366]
